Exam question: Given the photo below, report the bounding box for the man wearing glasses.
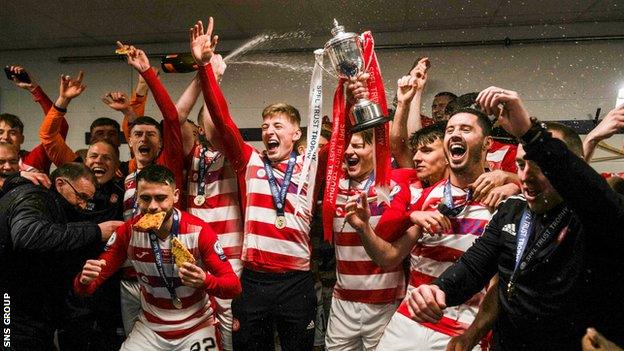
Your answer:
[0,162,123,350]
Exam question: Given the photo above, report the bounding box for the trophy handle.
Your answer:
[314,49,339,79]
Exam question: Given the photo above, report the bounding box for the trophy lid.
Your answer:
[325,19,359,49]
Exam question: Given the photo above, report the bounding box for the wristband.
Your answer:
[519,121,546,146]
[53,104,67,113]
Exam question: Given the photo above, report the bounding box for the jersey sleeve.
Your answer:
[197,224,242,299]
[140,68,185,191]
[73,222,131,296]
[37,105,79,167]
[198,64,253,173]
[375,181,413,241]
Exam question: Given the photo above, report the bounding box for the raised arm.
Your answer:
[391,74,420,168]
[191,18,252,172]
[407,58,429,135]
[477,86,624,239]
[119,42,185,185]
[583,105,624,161]
[38,72,86,166]
[9,65,69,173]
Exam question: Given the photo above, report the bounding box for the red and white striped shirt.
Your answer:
[332,173,410,304]
[487,140,518,173]
[400,179,492,336]
[74,210,241,340]
[185,143,243,263]
[242,151,313,272]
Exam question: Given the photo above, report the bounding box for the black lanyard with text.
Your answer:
[148,210,183,309]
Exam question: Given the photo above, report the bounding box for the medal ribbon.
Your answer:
[197,146,221,197]
[362,32,391,193]
[508,205,571,292]
[148,210,180,304]
[295,50,324,216]
[323,79,350,242]
[263,151,298,218]
[438,179,473,218]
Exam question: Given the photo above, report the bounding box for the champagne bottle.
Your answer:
[161,53,198,73]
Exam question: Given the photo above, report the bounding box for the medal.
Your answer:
[172,296,183,309]
[275,216,286,229]
[264,152,297,230]
[506,281,515,299]
[194,195,205,206]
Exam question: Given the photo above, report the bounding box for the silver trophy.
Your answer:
[318,19,388,132]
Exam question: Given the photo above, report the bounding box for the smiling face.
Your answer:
[344,133,374,182]
[129,124,162,168]
[444,113,490,175]
[516,144,562,213]
[261,112,301,162]
[0,120,24,147]
[84,141,119,185]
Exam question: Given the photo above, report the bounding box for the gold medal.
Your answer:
[194,195,205,206]
[172,297,183,309]
[275,216,286,229]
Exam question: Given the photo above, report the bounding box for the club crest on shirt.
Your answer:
[256,169,266,178]
[104,233,116,251]
[214,240,227,261]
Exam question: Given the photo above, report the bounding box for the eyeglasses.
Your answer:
[60,178,95,211]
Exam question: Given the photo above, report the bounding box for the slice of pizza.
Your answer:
[133,211,167,232]
[171,237,196,267]
[115,48,131,55]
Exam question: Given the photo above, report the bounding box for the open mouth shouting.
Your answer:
[138,145,152,157]
[266,139,280,154]
[92,166,107,177]
[448,139,467,163]
[346,156,360,170]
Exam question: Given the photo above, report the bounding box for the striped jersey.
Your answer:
[241,151,312,272]
[185,143,243,263]
[74,210,240,340]
[487,140,518,173]
[332,174,410,304]
[400,178,492,336]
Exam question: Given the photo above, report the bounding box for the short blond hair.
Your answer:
[262,103,301,127]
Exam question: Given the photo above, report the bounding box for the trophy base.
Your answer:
[352,116,389,133]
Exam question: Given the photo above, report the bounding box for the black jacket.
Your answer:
[434,128,624,350]
[0,175,102,337]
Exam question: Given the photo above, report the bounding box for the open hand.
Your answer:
[189,18,219,66]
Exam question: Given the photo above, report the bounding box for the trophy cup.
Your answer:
[319,19,388,132]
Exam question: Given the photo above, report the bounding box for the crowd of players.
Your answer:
[1,17,623,351]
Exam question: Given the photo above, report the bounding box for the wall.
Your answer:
[1,29,623,172]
